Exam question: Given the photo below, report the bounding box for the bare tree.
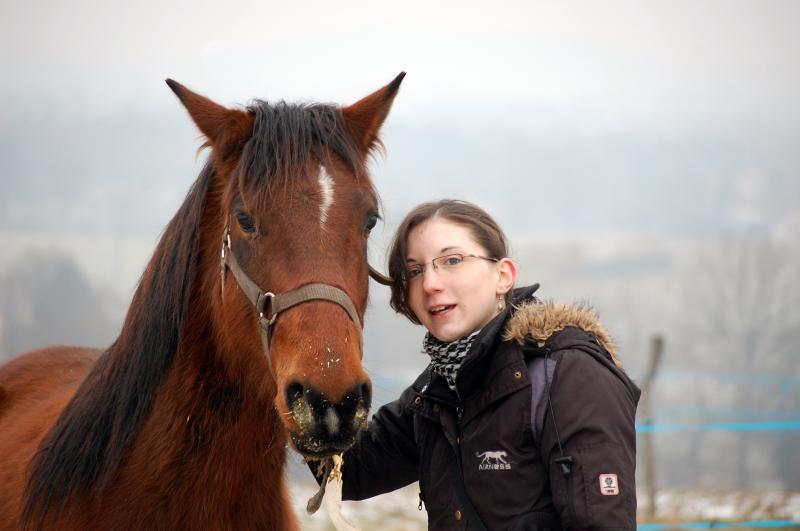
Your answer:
[672,234,800,488]
[0,250,119,362]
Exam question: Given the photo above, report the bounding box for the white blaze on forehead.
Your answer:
[318,165,334,225]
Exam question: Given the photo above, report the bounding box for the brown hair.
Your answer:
[388,199,510,324]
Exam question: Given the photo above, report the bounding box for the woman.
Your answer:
[316,199,640,530]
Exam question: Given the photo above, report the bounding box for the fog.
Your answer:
[1,0,798,501]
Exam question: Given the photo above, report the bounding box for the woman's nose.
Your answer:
[421,266,443,292]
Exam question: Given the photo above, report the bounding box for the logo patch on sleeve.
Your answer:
[599,473,619,495]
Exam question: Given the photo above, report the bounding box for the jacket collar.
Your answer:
[451,285,536,396]
[503,295,622,368]
[412,283,624,400]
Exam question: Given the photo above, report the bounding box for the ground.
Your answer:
[289,482,800,531]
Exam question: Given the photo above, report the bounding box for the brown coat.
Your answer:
[336,286,641,530]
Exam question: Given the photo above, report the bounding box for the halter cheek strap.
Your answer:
[221,228,363,378]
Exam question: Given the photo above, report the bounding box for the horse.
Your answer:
[0,72,405,530]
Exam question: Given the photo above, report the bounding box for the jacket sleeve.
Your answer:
[540,348,639,531]
[319,386,420,501]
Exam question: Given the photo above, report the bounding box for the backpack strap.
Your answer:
[526,354,557,448]
[525,331,615,446]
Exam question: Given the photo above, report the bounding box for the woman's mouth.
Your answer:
[429,304,455,317]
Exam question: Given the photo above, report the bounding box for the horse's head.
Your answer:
[168,74,404,457]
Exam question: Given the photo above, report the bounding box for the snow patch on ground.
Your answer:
[290,482,800,530]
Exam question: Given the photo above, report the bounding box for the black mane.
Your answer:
[22,163,212,527]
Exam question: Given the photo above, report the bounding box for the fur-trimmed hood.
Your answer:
[503,300,622,368]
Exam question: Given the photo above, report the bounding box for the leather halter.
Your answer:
[220,226,364,378]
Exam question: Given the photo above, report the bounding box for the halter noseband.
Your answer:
[220,226,363,377]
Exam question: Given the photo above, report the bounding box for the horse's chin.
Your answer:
[288,431,358,459]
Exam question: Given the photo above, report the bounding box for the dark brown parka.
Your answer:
[333,286,641,530]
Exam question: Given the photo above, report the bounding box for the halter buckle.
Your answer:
[258,292,277,326]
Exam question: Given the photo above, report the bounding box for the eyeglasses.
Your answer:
[404,253,499,282]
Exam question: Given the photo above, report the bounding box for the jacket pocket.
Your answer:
[549,442,636,530]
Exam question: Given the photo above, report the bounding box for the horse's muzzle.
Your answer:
[285,381,371,457]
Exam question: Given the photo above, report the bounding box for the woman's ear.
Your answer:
[495,258,517,297]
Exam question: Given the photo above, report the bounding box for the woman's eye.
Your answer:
[236,211,256,234]
[444,255,463,266]
[364,213,379,234]
[406,267,422,279]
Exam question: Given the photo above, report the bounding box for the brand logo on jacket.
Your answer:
[476,450,512,471]
[599,473,619,495]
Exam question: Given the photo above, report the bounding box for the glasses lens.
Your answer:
[436,254,464,269]
[406,266,423,280]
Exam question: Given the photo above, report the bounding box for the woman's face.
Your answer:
[406,217,516,342]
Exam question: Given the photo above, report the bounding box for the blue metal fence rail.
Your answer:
[636,421,800,433]
[639,520,800,530]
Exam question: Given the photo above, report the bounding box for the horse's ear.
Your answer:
[342,72,406,153]
[166,79,253,157]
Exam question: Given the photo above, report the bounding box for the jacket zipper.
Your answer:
[414,387,456,513]
[555,456,578,526]
[414,381,464,514]
[455,405,464,470]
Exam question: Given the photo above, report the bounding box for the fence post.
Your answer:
[641,335,663,521]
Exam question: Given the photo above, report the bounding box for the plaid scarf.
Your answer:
[422,329,481,392]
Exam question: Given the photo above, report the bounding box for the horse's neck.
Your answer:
[109,333,292,526]
[112,254,291,523]
[152,284,285,477]
[117,194,295,525]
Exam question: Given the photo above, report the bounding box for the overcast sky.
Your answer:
[2,0,799,319]
[2,0,798,124]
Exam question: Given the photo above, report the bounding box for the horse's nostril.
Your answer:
[359,382,372,408]
[284,381,371,442]
[285,382,304,409]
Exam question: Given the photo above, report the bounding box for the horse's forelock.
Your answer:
[236,101,367,199]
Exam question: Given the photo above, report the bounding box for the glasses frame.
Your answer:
[404,253,499,283]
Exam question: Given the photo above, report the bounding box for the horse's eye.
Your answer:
[235,211,256,234]
[364,213,379,235]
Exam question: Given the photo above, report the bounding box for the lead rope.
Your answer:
[324,455,359,531]
[306,454,360,530]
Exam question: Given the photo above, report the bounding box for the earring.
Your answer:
[497,298,505,311]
